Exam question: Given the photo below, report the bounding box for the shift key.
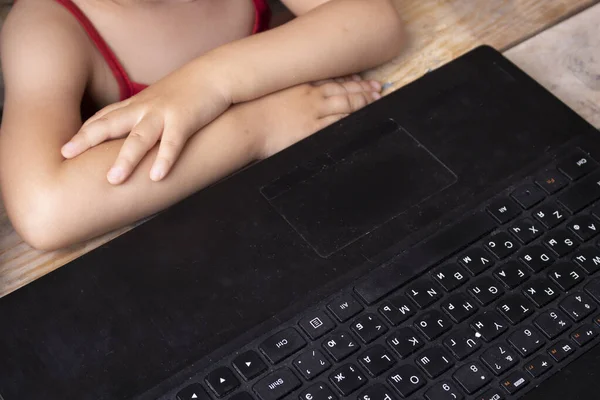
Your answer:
[557,171,600,213]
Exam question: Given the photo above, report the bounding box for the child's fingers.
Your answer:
[62,108,140,158]
[149,130,187,181]
[320,80,381,97]
[83,99,131,128]
[106,116,163,185]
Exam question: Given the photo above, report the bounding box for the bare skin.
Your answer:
[0,0,403,250]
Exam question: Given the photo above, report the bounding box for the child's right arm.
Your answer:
[0,1,264,250]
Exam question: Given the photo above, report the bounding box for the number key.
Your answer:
[508,326,545,357]
[452,362,491,394]
[424,381,464,400]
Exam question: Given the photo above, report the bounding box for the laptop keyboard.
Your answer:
[173,149,600,400]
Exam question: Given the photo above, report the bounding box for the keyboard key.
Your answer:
[500,370,529,394]
[322,331,359,361]
[547,340,576,362]
[496,294,534,324]
[351,313,388,343]
[543,229,580,257]
[493,260,530,289]
[443,328,481,360]
[524,355,553,378]
[508,326,545,357]
[229,392,254,400]
[299,383,338,400]
[177,384,211,400]
[560,292,597,321]
[487,197,521,224]
[452,362,491,394]
[293,349,331,380]
[432,264,469,292]
[548,262,585,291]
[533,202,567,228]
[424,381,464,400]
[485,232,519,259]
[470,311,509,342]
[518,245,555,272]
[357,384,398,400]
[387,365,426,397]
[259,328,306,364]
[299,311,335,340]
[253,368,301,400]
[233,351,268,381]
[557,170,600,213]
[480,343,518,376]
[415,346,455,378]
[509,219,544,244]
[441,293,478,323]
[478,388,506,400]
[328,364,366,396]
[571,324,598,346]
[378,295,415,326]
[205,367,240,397]
[585,278,600,302]
[406,280,443,308]
[386,327,424,358]
[357,345,396,377]
[522,279,560,307]
[415,310,452,340]
[557,151,597,181]
[573,246,600,274]
[568,215,600,241]
[468,277,504,306]
[534,309,572,339]
[354,212,497,305]
[471,311,508,343]
[327,295,363,322]
[536,169,568,194]
[459,247,495,275]
[511,184,546,209]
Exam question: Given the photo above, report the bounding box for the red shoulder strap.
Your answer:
[55,0,135,100]
[252,0,271,33]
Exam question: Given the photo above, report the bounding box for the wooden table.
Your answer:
[1,0,599,298]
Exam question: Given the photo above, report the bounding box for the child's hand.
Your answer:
[61,70,231,184]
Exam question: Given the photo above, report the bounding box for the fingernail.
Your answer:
[61,142,77,157]
[370,81,382,91]
[150,163,166,181]
[107,166,124,184]
[372,92,382,100]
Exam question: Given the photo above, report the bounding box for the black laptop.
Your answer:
[2,45,600,400]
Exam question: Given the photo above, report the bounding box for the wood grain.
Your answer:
[1,0,599,298]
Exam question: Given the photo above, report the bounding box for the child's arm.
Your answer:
[63,0,404,184]
[0,2,378,251]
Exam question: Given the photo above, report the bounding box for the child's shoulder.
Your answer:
[3,0,90,56]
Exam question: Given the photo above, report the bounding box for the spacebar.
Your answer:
[354,211,497,305]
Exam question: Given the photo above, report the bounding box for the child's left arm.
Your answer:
[63,0,404,184]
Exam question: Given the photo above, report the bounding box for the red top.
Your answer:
[55,0,271,101]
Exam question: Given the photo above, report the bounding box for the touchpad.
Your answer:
[260,119,457,257]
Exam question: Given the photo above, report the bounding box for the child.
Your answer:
[0,0,404,250]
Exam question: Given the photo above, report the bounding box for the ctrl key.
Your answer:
[253,368,301,400]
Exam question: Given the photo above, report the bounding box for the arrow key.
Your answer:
[524,355,553,378]
[177,383,211,400]
[205,366,240,397]
[233,350,267,381]
[508,326,545,357]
